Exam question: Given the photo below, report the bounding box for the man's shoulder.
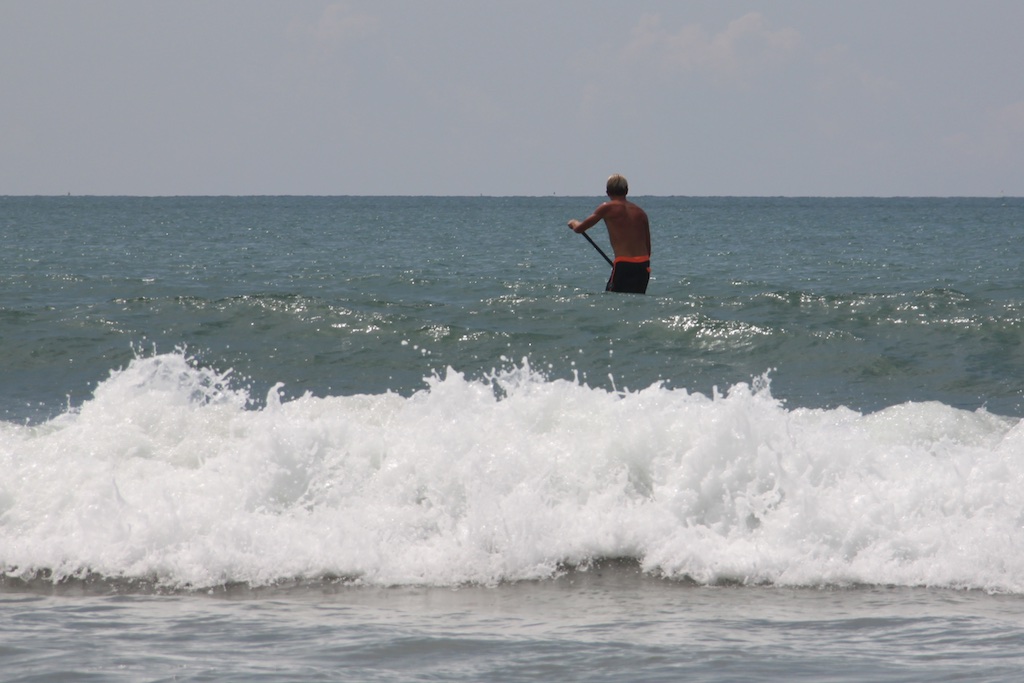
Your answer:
[625,201,648,216]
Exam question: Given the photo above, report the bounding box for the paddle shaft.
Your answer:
[581,231,614,267]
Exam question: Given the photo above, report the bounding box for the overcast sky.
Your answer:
[2,1,1023,196]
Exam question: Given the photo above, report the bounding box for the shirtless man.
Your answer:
[567,174,651,293]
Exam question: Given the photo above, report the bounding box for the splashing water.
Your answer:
[2,351,1023,591]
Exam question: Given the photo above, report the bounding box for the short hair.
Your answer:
[606,174,629,196]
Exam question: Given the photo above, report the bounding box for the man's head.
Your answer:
[606,174,629,197]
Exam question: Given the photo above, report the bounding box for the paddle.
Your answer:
[581,231,614,267]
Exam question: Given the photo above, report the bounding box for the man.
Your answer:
[567,174,651,294]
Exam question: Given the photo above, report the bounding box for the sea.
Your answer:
[2,195,1024,681]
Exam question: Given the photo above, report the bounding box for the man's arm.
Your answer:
[567,203,609,233]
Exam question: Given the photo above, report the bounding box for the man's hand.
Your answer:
[567,219,582,232]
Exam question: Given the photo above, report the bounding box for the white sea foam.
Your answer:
[2,351,1023,591]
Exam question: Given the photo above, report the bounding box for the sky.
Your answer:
[2,0,1023,196]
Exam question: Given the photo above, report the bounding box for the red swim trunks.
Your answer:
[605,255,650,294]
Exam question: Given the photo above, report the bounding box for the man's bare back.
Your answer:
[571,197,651,258]
[567,179,651,259]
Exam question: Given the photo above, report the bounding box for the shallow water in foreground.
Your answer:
[5,563,1024,682]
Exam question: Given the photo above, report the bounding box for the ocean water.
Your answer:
[3,195,1024,680]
